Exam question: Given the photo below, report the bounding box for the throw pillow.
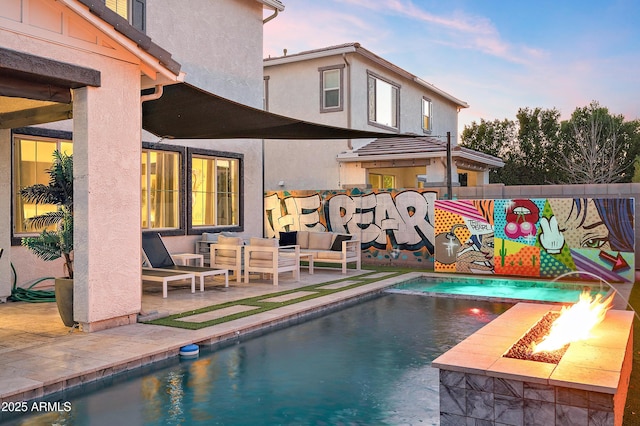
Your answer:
[279,231,297,246]
[330,234,352,251]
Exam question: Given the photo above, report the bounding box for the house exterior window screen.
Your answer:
[142,150,180,229]
[422,97,432,132]
[13,136,73,234]
[367,73,399,129]
[323,69,340,109]
[192,156,239,227]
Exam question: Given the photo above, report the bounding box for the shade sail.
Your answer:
[142,82,404,140]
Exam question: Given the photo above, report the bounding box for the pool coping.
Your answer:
[0,272,420,411]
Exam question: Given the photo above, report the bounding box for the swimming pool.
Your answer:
[5,294,512,425]
[390,274,610,303]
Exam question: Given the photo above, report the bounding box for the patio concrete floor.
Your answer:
[0,268,412,413]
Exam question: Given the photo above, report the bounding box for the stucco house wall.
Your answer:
[1,0,278,330]
[263,45,465,191]
[0,2,155,329]
[144,0,266,248]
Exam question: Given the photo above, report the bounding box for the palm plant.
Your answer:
[20,150,74,279]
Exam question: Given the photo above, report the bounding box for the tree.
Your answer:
[557,101,636,184]
[461,108,563,185]
[20,151,74,278]
[461,102,640,185]
[460,118,517,184]
[514,107,563,184]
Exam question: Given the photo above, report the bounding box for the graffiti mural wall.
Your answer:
[264,189,437,266]
[434,198,635,282]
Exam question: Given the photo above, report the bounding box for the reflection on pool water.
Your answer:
[6,295,512,426]
[391,275,609,303]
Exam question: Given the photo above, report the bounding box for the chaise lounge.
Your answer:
[142,233,229,290]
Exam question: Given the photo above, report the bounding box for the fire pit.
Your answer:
[432,301,633,426]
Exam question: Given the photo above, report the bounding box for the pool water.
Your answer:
[6,295,512,426]
[391,275,609,303]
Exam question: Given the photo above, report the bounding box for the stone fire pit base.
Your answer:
[432,303,633,426]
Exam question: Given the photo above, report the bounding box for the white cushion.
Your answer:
[316,251,344,260]
[215,235,243,258]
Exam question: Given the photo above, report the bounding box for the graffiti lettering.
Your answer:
[265,190,436,252]
[466,219,493,234]
[264,193,325,238]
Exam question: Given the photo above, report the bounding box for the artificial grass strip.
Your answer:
[145,271,405,330]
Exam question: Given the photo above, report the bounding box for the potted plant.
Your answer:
[21,150,75,326]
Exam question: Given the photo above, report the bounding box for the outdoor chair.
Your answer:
[142,233,229,290]
[209,234,244,283]
[244,237,300,286]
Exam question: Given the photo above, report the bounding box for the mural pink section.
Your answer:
[434,198,635,282]
[264,189,437,266]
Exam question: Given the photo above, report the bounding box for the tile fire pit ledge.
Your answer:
[432,302,634,426]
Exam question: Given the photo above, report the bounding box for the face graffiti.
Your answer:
[455,232,495,273]
[546,199,611,251]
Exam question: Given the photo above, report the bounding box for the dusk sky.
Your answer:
[263,0,640,132]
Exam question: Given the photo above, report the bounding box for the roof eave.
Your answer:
[64,0,183,83]
[337,151,504,168]
[259,0,285,12]
[264,43,468,108]
[264,45,357,66]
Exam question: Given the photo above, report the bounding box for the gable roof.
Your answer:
[264,42,468,108]
[73,0,181,76]
[338,136,504,169]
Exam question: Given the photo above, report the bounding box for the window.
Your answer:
[191,155,239,227]
[369,173,395,189]
[105,0,146,32]
[319,65,344,112]
[141,149,180,230]
[105,0,128,19]
[367,72,399,129]
[422,97,432,132]
[13,134,73,235]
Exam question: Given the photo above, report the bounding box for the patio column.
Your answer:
[72,62,141,331]
[0,129,11,302]
[424,159,459,187]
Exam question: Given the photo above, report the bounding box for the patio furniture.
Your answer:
[210,234,244,283]
[172,253,204,266]
[279,231,361,274]
[141,269,196,298]
[244,237,300,286]
[142,233,229,290]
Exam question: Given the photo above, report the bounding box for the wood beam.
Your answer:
[0,104,73,129]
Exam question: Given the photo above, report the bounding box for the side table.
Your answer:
[172,253,204,267]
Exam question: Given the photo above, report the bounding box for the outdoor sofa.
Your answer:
[279,230,361,273]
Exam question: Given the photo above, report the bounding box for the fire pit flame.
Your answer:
[532,290,613,354]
